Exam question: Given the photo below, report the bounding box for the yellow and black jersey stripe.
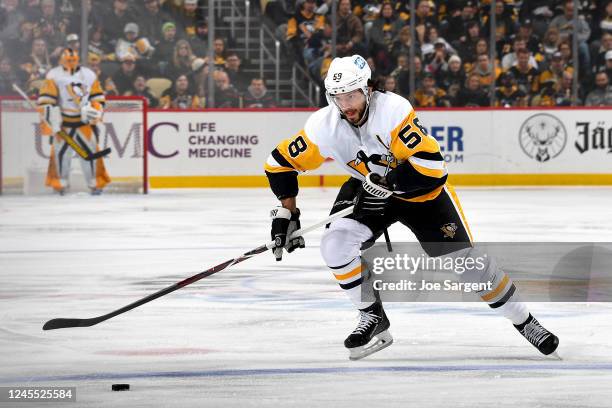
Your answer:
[264,130,326,199]
[88,79,106,106]
[37,79,59,106]
[387,110,448,202]
[37,78,106,108]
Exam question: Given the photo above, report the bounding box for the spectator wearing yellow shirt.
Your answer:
[537,52,572,91]
[415,72,451,107]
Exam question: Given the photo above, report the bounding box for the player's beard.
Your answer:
[343,106,365,125]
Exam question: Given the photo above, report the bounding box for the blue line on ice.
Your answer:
[4,364,612,383]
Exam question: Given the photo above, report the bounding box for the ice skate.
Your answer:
[514,314,559,356]
[345,302,393,360]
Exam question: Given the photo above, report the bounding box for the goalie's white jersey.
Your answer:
[265,91,448,202]
[37,66,105,119]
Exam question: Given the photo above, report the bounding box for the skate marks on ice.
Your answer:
[2,189,612,407]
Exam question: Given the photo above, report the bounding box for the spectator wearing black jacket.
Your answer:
[94,0,137,47]
[169,0,199,38]
[482,1,516,45]
[515,19,542,55]
[225,52,251,94]
[189,20,209,57]
[592,33,612,73]
[518,0,555,38]
[126,75,160,108]
[443,0,480,43]
[0,0,25,43]
[436,54,465,100]
[0,56,28,95]
[454,73,489,106]
[134,0,172,45]
[154,21,179,72]
[455,21,482,65]
[368,2,403,74]
[165,39,196,81]
[495,71,526,107]
[243,78,276,108]
[112,53,143,94]
[213,70,240,108]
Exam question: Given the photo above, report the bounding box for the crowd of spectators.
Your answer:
[2,0,612,108]
[0,0,277,108]
[266,0,612,106]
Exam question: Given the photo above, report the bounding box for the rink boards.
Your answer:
[146,108,612,187]
[2,107,612,191]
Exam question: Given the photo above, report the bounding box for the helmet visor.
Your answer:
[329,89,366,111]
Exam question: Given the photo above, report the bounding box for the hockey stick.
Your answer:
[12,83,111,161]
[42,205,355,331]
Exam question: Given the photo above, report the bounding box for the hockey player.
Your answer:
[265,55,559,360]
[38,48,110,195]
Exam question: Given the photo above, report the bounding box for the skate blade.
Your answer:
[348,330,393,361]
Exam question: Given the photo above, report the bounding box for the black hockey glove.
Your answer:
[270,207,305,261]
[354,173,393,219]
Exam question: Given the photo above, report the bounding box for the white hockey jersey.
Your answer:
[265,91,448,202]
[37,65,105,122]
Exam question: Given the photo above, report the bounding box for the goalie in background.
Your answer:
[37,48,111,195]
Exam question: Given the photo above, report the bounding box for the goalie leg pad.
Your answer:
[54,136,73,189]
[75,129,98,189]
[42,104,62,133]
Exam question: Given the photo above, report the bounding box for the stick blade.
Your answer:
[43,317,100,330]
[88,147,112,161]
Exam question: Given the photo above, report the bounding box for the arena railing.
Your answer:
[259,24,281,102]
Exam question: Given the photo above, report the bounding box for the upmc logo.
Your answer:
[101,122,144,158]
[147,121,180,158]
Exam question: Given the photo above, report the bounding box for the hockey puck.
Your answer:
[111,384,130,391]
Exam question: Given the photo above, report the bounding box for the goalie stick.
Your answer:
[12,83,111,161]
[42,205,355,331]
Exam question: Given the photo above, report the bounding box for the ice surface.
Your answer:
[1,187,612,407]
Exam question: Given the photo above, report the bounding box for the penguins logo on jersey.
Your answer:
[441,223,457,239]
[518,113,567,162]
[66,82,87,105]
[348,150,396,176]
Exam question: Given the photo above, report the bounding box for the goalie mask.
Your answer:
[60,48,80,73]
[324,55,372,125]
